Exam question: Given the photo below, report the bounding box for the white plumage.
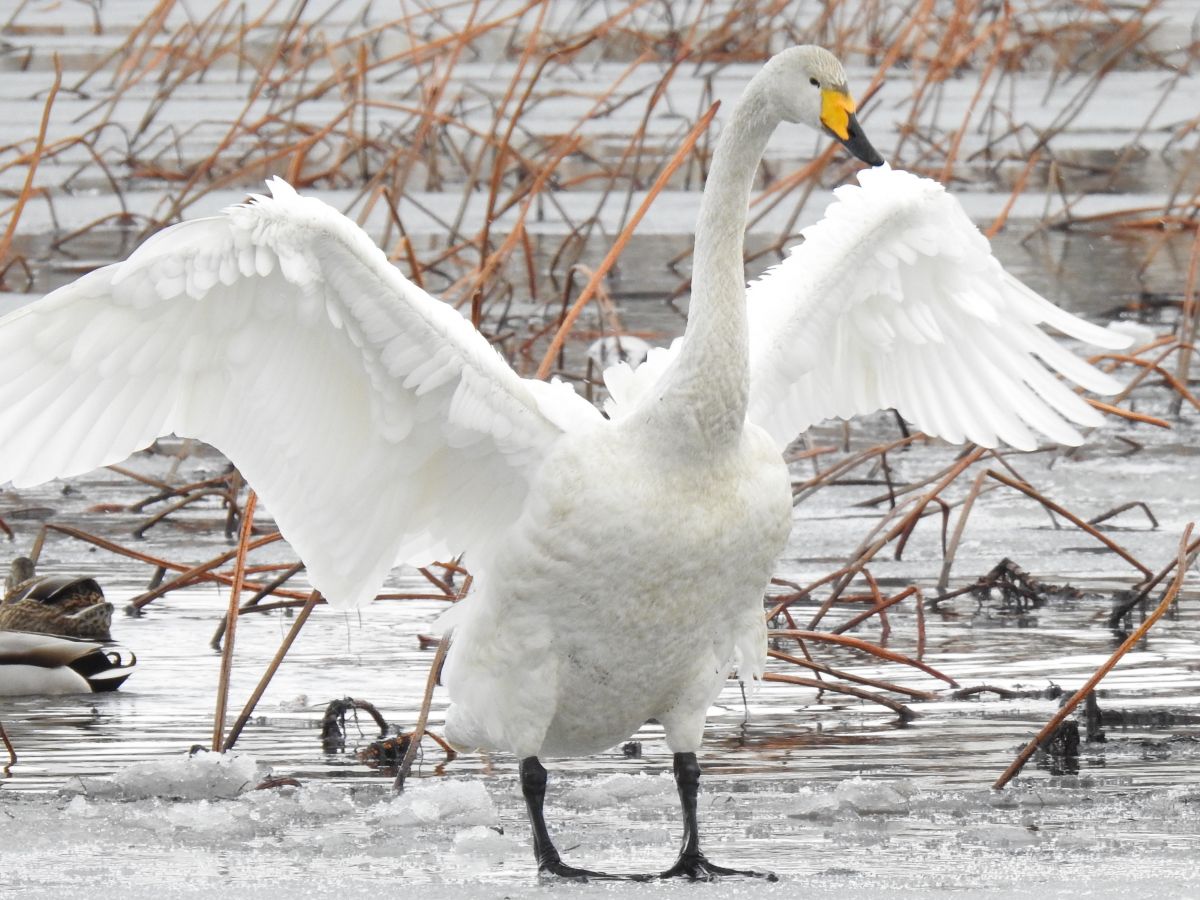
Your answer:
[604,165,1129,451]
[0,46,1128,877]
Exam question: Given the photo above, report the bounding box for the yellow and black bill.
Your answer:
[820,89,885,167]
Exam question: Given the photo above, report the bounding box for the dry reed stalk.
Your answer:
[1108,533,1200,627]
[210,561,307,648]
[936,11,1009,184]
[0,54,60,279]
[25,521,282,599]
[803,447,987,628]
[769,629,957,686]
[1091,353,1200,412]
[454,134,583,310]
[830,585,922,636]
[472,2,554,244]
[1099,340,1185,408]
[985,148,1042,238]
[211,490,257,753]
[763,672,914,720]
[126,532,287,610]
[395,634,450,790]
[767,648,937,701]
[1171,226,1200,415]
[0,720,14,773]
[980,470,1150,578]
[535,101,720,379]
[994,522,1194,790]
[222,589,321,752]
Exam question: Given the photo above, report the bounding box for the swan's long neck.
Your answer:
[647,84,778,454]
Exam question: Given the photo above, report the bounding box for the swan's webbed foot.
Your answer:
[522,756,646,882]
[657,751,778,882]
[536,854,613,881]
[660,851,778,881]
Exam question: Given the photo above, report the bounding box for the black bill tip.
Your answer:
[832,113,885,167]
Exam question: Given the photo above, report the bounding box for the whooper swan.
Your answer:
[0,46,1128,878]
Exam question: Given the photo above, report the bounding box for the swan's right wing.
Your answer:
[744,165,1131,451]
[0,179,599,608]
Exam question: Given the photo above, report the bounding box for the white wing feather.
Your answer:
[0,178,599,608]
[606,166,1130,451]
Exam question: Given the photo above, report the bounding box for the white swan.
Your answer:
[0,46,1127,877]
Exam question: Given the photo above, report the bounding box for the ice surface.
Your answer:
[63,749,266,801]
[4,766,1200,897]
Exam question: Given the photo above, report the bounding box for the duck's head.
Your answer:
[5,556,34,596]
[760,45,885,167]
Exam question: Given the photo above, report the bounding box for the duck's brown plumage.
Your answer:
[0,558,113,641]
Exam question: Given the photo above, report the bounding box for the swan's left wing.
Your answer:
[0,179,599,608]
[745,165,1131,451]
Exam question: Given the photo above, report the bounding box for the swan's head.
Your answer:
[760,46,884,167]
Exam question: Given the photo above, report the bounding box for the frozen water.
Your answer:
[4,757,1200,896]
[62,749,265,801]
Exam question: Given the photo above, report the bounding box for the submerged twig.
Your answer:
[994,522,1194,790]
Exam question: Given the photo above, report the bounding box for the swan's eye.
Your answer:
[809,78,820,87]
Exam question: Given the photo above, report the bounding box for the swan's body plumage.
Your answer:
[442,414,789,758]
[0,45,1129,876]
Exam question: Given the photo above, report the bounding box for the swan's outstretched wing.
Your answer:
[745,165,1131,450]
[0,178,599,607]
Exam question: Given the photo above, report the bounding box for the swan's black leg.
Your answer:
[520,756,614,880]
[659,751,777,881]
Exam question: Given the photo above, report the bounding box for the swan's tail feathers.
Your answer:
[742,165,1134,452]
[730,610,767,689]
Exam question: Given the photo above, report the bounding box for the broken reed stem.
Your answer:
[985,470,1152,579]
[770,629,958,686]
[0,53,60,273]
[223,589,320,751]
[1108,533,1200,627]
[534,101,720,380]
[394,634,450,791]
[767,647,937,700]
[1171,226,1200,413]
[1085,398,1170,430]
[28,522,289,606]
[0,720,15,773]
[763,672,914,720]
[993,522,1194,791]
[211,489,257,753]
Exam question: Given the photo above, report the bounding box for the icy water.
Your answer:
[2,1,1200,897]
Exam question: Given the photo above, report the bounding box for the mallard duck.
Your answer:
[0,46,1128,878]
[0,557,113,641]
[0,630,135,696]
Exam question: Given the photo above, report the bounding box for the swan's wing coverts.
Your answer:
[744,165,1130,451]
[0,178,598,608]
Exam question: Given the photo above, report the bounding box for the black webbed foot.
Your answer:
[656,751,779,882]
[660,850,778,881]
[537,850,655,882]
[522,756,652,882]
[537,858,613,881]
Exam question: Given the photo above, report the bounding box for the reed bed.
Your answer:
[0,0,1197,780]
